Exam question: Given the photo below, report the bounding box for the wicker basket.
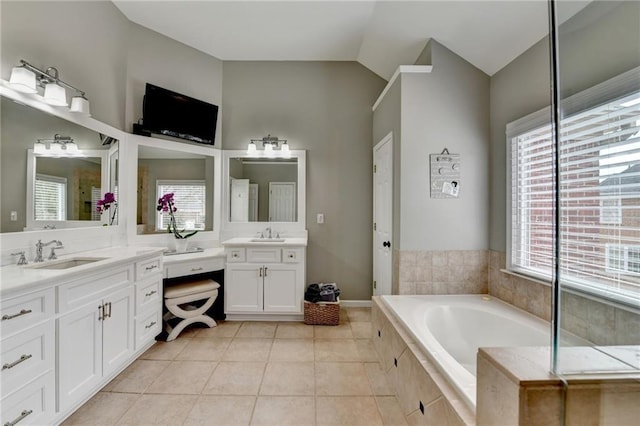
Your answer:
[303,298,340,325]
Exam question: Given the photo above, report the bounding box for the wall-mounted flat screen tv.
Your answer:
[142,83,218,145]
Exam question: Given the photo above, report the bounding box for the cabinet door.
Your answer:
[263,263,303,313]
[102,286,135,377]
[225,264,263,313]
[57,303,102,412]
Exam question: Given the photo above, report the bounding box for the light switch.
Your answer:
[317,213,324,224]
[10,211,17,221]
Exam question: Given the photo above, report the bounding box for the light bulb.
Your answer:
[247,141,257,154]
[65,142,79,153]
[9,66,37,94]
[43,83,67,106]
[265,143,274,156]
[70,96,91,115]
[34,142,46,154]
[281,141,290,157]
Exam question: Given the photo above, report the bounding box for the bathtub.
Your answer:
[380,294,555,409]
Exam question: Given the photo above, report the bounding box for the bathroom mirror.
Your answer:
[1,94,120,233]
[228,157,298,222]
[136,144,215,235]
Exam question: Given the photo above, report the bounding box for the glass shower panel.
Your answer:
[551,0,640,376]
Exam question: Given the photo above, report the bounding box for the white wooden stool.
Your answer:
[163,278,220,341]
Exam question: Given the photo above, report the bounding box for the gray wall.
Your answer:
[489,0,640,252]
[1,1,129,129]
[222,61,386,300]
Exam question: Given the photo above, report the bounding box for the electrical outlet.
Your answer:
[10,211,17,221]
[317,213,324,224]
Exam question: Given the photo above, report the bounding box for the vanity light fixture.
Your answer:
[247,134,290,156]
[35,134,80,156]
[8,59,90,114]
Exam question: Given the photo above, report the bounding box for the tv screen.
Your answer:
[142,83,218,145]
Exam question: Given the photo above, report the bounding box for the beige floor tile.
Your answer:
[269,339,314,362]
[376,396,409,426]
[314,339,361,362]
[203,361,266,395]
[116,394,197,425]
[314,323,354,339]
[260,362,314,396]
[183,395,256,426]
[223,338,273,362]
[251,396,315,425]
[276,322,314,339]
[62,392,139,425]
[347,307,372,323]
[316,396,383,426]
[365,363,394,396]
[315,362,372,396]
[356,339,380,362]
[139,339,191,360]
[145,360,216,394]
[103,360,171,394]
[195,321,241,338]
[351,322,373,339]
[339,309,350,324]
[237,321,277,338]
[175,337,232,361]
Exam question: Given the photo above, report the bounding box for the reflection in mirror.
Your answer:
[228,158,298,222]
[1,96,119,233]
[137,145,214,235]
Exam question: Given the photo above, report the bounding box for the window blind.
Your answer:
[156,180,206,231]
[35,174,66,221]
[510,91,640,302]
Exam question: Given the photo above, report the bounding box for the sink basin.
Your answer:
[28,257,107,270]
[250,238,286,243]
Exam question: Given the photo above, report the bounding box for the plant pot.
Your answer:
[174,238,189,253]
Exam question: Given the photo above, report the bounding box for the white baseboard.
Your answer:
[340,299,372,308]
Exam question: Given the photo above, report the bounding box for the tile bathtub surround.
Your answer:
[62,308,409,426]
[397,250,488,295]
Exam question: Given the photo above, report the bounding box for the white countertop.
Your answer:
[1,246,166,297]
[162,247,225,265]
[221,237,308,247]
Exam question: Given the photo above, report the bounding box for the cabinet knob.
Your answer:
[145,290,157,297]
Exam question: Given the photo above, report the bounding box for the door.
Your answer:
[230,178,250,222]
[248,184,259,221]
[57,302,102,411]
[225,264,264,312]
[102,286,134,377]
[263,263,303,313]
[269,182,296,222]
[373,133,393,296]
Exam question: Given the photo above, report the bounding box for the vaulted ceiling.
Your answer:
[113,1,589,79]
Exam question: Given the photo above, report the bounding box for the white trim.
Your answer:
[372,65,433,112]
[340,299,372,308]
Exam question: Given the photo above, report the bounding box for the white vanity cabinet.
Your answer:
[224,243,306,320]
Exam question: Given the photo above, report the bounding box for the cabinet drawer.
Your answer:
[0,289,54,337]
[283,248,304,263]
[57,266,133,312]
[135,305,162,350]
[0,370,55,426]
[136,257,162,281]
[135,278,162,314]
[165,257,224,279]
[247,248,281,263]
[226,248,246,263]
[1,321,54,399]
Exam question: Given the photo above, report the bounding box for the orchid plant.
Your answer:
[156,192,198,239]
[96,192,117,226]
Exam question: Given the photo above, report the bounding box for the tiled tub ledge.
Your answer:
[371,297,475,425]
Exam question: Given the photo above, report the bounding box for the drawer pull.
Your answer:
[2,354,32,370]
[232,253,239,258]
[145,290,158,297]
[4,409,33,426]
[145,264,158,271]
[145,321,157,329]
[1,309,32,321]
[288,254,295,258]
[191,267,203,272]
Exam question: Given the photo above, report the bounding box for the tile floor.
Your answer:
[62,307,408,425]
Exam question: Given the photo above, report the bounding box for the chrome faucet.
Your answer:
[34,239,63,263]
[265,227,272,239]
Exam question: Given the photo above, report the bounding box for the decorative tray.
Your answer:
[163,247,205,256]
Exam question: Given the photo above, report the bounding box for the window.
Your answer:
[508,69,640,303]
[156,180,206,232]
[35,174,66,220]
